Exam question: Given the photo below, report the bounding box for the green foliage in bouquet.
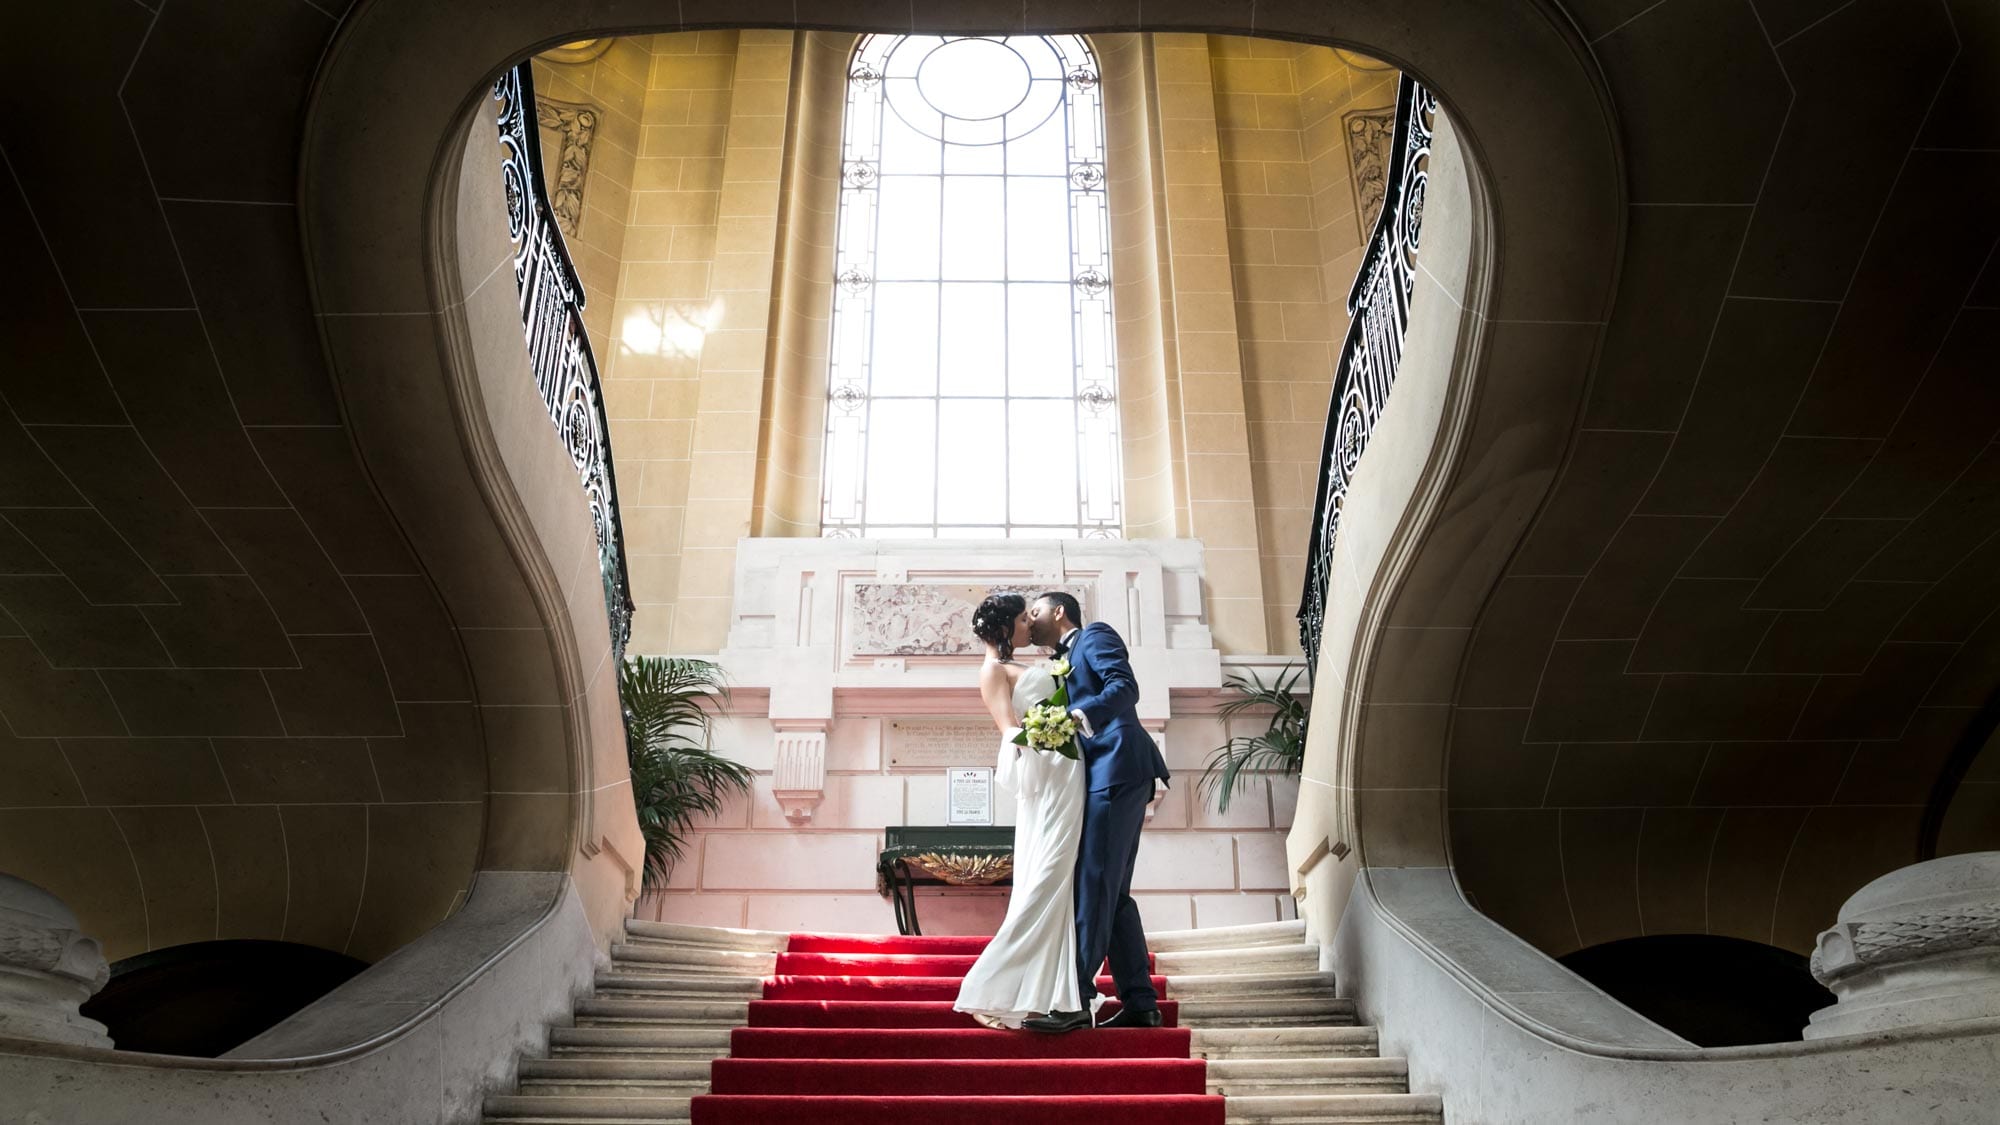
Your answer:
[1198,664,1307,812]
[1012,660,1082,760]
[619,655,754,890]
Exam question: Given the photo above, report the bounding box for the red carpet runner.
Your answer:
[689,931,1222,1125]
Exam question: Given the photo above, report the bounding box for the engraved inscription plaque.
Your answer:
[888,720,1000,768]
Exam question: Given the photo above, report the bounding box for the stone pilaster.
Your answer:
[1151,34,1269,655]
[671,31,797,651]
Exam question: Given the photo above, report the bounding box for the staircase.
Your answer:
[483,917,1443,1124]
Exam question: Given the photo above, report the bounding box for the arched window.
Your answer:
[820,34,1121,538]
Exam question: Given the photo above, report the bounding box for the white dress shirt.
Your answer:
[1060,626,1095,738]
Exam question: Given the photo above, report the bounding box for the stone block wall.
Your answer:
[1211,36,1399,657]
[634,537,1300,934]
[637,708,1300,934]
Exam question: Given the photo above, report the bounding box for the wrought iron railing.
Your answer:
[493,63,635,661]
[1297,75,1438,672]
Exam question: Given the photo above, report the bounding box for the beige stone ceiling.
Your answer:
[1447,0,2000,957]
[0,0,479,963]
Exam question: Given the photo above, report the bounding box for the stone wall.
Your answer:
[635,537,1300,933]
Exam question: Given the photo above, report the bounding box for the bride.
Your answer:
[953,593,1096,1030]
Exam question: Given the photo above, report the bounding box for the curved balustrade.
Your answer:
[493,64,635,661]
[1298,75,1438,671]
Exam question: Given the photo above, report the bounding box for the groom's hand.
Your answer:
[1070,708,1095,738]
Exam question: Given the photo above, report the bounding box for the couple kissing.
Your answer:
[953,591,1172,1033]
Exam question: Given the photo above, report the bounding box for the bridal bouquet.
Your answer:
[1013,658,1082,760]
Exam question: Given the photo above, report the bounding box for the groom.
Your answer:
[1023,592,1171,1033]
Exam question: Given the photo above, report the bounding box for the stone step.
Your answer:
[1178,995,1358,1028]
[1193,1026,1381,1060]
[593,973,764,998]
[1156,943,1320,976]
[575,996,747,1025]
[485,1094,690,1122]
[576,997,762,1026]
[1148,919,1308,953]
[522,1059,711,1083]
[1224,1093,1444,1123]
[518,1080,708,1098]
[609,942,775,975]
[1166,970,1339,999]
[483,1119,685,1125]
[548,1026,732,1058]
[1209,1057,1408,1097]
[592,968,764,992]
[623,918,790,953]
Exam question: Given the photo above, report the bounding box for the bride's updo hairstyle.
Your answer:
[971,592,1027,661]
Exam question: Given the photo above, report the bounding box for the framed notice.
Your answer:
[946,767,994,826]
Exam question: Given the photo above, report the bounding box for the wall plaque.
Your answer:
[888,719,1001,768]
[947,767,994,826]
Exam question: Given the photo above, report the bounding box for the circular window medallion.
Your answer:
[915,38,1032,120]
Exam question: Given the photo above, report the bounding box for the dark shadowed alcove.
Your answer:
[81,941,369,1058]
[1560,935,1836,1047]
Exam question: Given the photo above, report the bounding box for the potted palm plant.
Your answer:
[1198,664,1308,812]
[619,655,754,890]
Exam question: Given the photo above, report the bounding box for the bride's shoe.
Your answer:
[971,1013,1010,1030]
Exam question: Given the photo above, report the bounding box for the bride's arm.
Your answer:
[978,661,1019,732]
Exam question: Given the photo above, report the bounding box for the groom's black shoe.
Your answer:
[1023,1009,1092,1033]
[1096,1007,1162,1029]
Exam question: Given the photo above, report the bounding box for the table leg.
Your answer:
[894,859,922,936]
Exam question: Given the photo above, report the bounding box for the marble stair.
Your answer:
[483,917,1443,1124]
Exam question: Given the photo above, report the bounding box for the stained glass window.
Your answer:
[820,34,1121,539]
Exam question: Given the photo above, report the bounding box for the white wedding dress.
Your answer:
[952,663,1096,1028]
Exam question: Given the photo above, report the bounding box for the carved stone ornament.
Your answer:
[535,97,599,238]
[846,582,1093,658]
[1805,852,2000,1039]
[772,724,829,826]
[1343,106,1396,242]
[0,874,113,1048]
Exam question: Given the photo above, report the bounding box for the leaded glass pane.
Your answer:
[1007,284,1072,397]
[1007,178,1069,281]
[869,283,937,396]
[942,177,1005,280]
[939,283,1005,395]
[866,399,935,523]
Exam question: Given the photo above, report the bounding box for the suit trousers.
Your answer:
[1074,778,1158,1013]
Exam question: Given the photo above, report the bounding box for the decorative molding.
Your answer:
[1812,904,2000,983]
[772,722,829,826]
[1805,854,2000,1039]
[1343,105,1396,243]
[0,876,112,1048]
[535,97,599,238]
[846,582,1093,658]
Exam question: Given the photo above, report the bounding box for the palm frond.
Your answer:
[1198,664,1308,812]
[619,656,752,889]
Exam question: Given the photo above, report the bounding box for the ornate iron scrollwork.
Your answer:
[493,63,635,663]
[1297,75,1438,674]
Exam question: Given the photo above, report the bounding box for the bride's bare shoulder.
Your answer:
[978,658,1024,693]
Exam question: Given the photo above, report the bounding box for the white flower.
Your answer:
[1050,658,1072,678]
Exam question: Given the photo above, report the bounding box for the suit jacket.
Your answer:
[1062,621,1171,793]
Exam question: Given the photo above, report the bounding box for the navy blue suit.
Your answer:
[1060,621,1170,1014]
